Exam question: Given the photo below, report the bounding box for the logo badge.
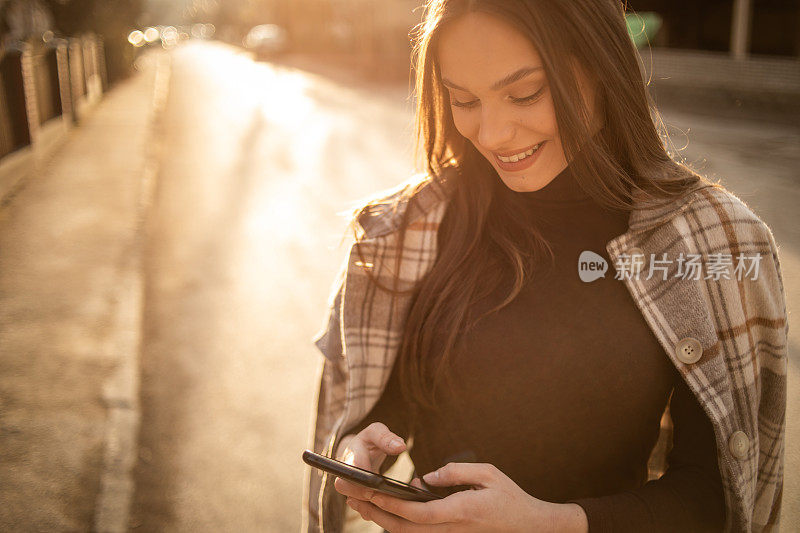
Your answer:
[578,251,608,282]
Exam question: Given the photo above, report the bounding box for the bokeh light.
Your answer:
[128,30,145,47]
[143,27,160,43]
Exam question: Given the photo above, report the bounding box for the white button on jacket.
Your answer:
[729,430,750,460]
[675,337,703,364]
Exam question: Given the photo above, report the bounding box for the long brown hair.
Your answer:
[352,0,717,416]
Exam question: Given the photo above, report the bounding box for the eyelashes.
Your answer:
[510,88,546,105]
[450,87,546,109]
[449,99,479,109]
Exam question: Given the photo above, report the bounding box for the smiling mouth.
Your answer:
[494,142,544,163]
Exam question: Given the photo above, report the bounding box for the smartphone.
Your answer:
[302,449,443,502]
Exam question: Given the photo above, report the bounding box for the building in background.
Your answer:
[624,0,800,117]
[630,0,799,59]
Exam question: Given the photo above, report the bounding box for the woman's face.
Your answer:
[437,11,601,192]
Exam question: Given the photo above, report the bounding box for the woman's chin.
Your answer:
[497,174,552,193]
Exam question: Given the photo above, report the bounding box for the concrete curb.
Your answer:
[0,117,73,208]
[93,51,171,533]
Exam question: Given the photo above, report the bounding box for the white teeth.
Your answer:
[497,143,542,163]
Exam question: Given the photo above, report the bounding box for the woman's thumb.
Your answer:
[422,469,441,485]
[423,463,489,487]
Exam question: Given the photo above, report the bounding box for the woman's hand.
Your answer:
[333,422,407,503]
[345,462,589,533]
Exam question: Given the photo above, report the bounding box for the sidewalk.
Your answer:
[0,50,167,531]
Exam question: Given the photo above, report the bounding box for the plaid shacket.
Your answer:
[303,172,788,533]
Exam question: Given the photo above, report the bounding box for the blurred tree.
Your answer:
[1,0,54,42]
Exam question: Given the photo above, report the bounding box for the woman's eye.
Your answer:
[510,88,545,105]
[450,98,479,109]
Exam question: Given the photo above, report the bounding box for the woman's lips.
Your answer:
[493,141,547,172]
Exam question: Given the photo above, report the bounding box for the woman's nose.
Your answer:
[477,107,515,151]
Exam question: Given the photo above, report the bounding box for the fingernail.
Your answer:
[391,438,404,448]
[423,470,438,481]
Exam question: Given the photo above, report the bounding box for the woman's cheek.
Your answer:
[452,112,477,142]
[516,106,547,133]
[535,102,559,136]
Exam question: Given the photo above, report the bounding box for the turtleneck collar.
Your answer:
[516,162,594,207]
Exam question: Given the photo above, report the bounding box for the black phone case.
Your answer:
[302,450,444,502]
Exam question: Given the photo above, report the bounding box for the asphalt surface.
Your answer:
[129,42,417,532]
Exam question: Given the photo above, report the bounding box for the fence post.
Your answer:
[20,41,41,146]
[731,0,753,60]
[96,37,108,93]
[83,34,102,103]
[53,38,75,126]
[69,37,86,121]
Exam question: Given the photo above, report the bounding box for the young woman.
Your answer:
[303,1,788,532]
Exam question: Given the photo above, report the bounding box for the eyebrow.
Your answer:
[441,66,543,93]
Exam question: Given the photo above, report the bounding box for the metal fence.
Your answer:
[0,33,106,160]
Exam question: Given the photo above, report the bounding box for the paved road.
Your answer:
[131,41,799,531]
[130,42,415,532]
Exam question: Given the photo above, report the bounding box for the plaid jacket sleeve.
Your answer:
[706,188,789,532]
[303,256,349,532]
[748,214,788,532]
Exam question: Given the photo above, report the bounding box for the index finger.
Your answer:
[359,422,406,453]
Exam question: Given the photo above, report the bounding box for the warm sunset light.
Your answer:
[0,1,796,532]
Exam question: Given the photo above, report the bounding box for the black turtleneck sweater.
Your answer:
[349,164,726,532]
